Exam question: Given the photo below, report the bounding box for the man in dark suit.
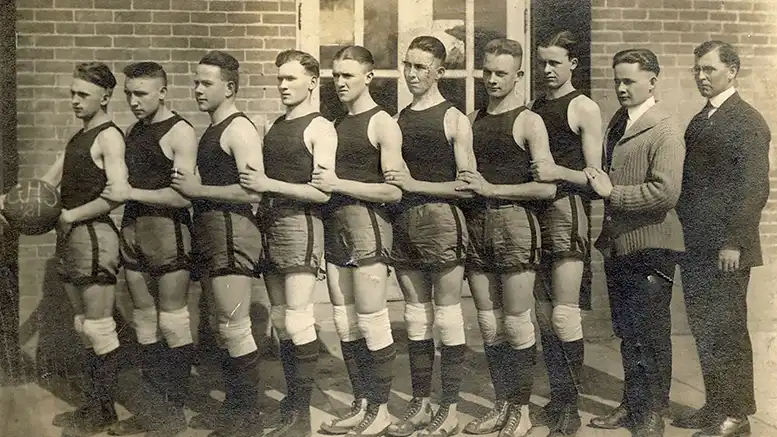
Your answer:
[675,40,771,437]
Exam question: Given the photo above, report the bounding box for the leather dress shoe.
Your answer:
[633,411,664,437]
[589,404,631,429]
[672,405,721,429]
[692,417,751,437]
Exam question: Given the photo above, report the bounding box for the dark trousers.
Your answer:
[605,249,676,420]
[680,259,755,418]
[0,262,20,372]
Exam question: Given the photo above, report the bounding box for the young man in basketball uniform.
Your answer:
[311,45,404,437]
[171,51,264,437]
[100,62,197,437]
[457,39,557,437]
[383,35,475,437]
[528,31,603,437]
[40,62,130,437]
[239,49,336,437]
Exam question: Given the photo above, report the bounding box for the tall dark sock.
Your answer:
[167,344,195,409]
[505,345,536,406]
[440,344,466,405]
[140,342,168,393]
[231,350,261,411]
[483,343,507,401]
[341,338,370,400]
[408,339,435,399]
[219,348,238,409]
[368,344,396,405]
[559,339,584,406]
[91,349,119,422]
[279,339,297,404]
[540,328,566,404]
[293,340,319,412]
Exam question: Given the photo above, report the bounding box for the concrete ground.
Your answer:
[1,298,777,437]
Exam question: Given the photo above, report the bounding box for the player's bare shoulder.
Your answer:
[222,114,261,151]
[95,124,126,155]
[367,109,400,148]
[513,108,546,143]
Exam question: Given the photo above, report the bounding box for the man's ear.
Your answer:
[570,57,579,71]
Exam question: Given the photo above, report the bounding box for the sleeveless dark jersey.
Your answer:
[331,106,386,207]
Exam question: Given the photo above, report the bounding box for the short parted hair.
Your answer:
[123,61,167,86]
[333,45,375,70]
[694,40,740,73]
[199,50,240,93]
[612,49,660,76]
[275,50,320,77]
[408,36,447,63]
[483,38,524,63]
[539,31,578,59]
[74,62,116,90]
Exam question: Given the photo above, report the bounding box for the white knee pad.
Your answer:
[551,304,583,342]
[218,318,257,357]
[159,307,194,348]
[504,310,536,350]
[133,306,161,345]
[73,314,92,348]
[477,308,506,345]
[271,305,290,341]
[285,304,317,345]
[82,317,120,355]
[405,302,434,341]
[435,303,466,346]
[357,308,393,351]
[333,304,363,342]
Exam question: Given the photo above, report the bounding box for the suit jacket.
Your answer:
[677,92,771,268]
[596,102,686,258]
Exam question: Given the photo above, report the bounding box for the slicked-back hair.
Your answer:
[74,62,116,90]
[483,38,524,64]
[540,30,578,59]
[275,50,320,78]
[333,45,375,70]
[199,50,240,93]
[123,61,167,87]
[408,36,447,63]
[612,48,660,76]
[694,40,740,74]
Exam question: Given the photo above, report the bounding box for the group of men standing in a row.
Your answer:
[0,28,769,437]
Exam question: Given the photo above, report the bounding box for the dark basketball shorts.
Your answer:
[391,202,467,270]
[257,202,324,275]
[56,219,121,286]
[324,202,392,268]
[120,215,192,275]
[192,210,262,278]
[465,202,541,274]
[534,193,593,310]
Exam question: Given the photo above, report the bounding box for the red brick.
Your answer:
[150,36,189,48]
[132,48,172,61]
[94,0,127,8]
[679,11,709,21]
[605,20,633,30]
[209,0,245,11]
[663,21,692,32]
[246,99,279,112]
[743,34,770,45]
[18,22,55,34]
[114,36,151,47]
[36,10,74,21]
[246,26,279,37]
[115,11,151,22]
[170,0,207,10]
[606,0,636,6]
[96,23,134,34]
[245,1,279,11]
[17,35,35,47]
[648,10,678,20]
[723,2,753,10]
[663,43,694,54]
[16,9,35,21]
[162,62,190,73]
[681,32,709,43]
[263,38,295,49]
[17,73,53,86]
[74,36,112,47]
[694,0,723,9]
[633,20,662,31]
[133,0,171,9]
[171,49,209,62]
[651,32,681,43]
[723,23,749,34]
[622,9,647,19]
[262,13,295,24]
[53,0,94,7]
[753,2,777,12]
[23,0,55,6]
[709,11,738,21]
[692,22,722,32]
[210,25,247,37]
[74,10,113,21]
[134,24,172,35]
[739,12,770,23]
[174,24,208,36]
[190,37,226,49]
[226,37,266,48]
[593,8,622,19]
[227,12,265,23]
[35,35,75,47]
[279,2,295,12]
[280,26,295,37]
[663,0,693,8]
[36,61,77,73]
[17,48,55,60]
[152,11,191,22]
[54,48,89,59]
[56,23,96,34]
[192,12,225,22]
[621,31,651,43]
[94,48,133,60]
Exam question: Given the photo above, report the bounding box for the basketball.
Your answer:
[2,179,62,235]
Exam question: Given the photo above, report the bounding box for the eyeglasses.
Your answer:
[690,66,717,77]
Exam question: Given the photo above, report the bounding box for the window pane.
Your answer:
[474,0,507,69]
[365,0,398,69]
[432,0,466,69]
[319,78,398,122]
[320,0,354,69]
[439,79,466,114]
[474,80,489,111]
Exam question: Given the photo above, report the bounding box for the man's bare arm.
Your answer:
[129,121,196,208]
[40,153,65,188]
[64,128,129,223]
[555,96,603,185]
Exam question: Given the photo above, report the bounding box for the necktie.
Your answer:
[605,111,628,170]
[701,100,715,119]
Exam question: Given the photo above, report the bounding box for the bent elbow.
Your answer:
[312,192,332,204]
[385,186,403,204]
[541,184,557,200]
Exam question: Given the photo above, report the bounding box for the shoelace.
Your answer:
[338,400,365,421]
[401,398,424,421]
[426,404,450,431]
[502,405,522,432]
[474,400,506,425]
[351,405,380,433]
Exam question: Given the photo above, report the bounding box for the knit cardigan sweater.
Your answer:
[597,102,686,257]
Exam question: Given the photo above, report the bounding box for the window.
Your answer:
[298,0,529,118]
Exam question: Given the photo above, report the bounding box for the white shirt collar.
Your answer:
[626,96,656,129]
[708,86,736,109]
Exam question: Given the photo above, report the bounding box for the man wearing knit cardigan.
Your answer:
[584,49,685,437]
